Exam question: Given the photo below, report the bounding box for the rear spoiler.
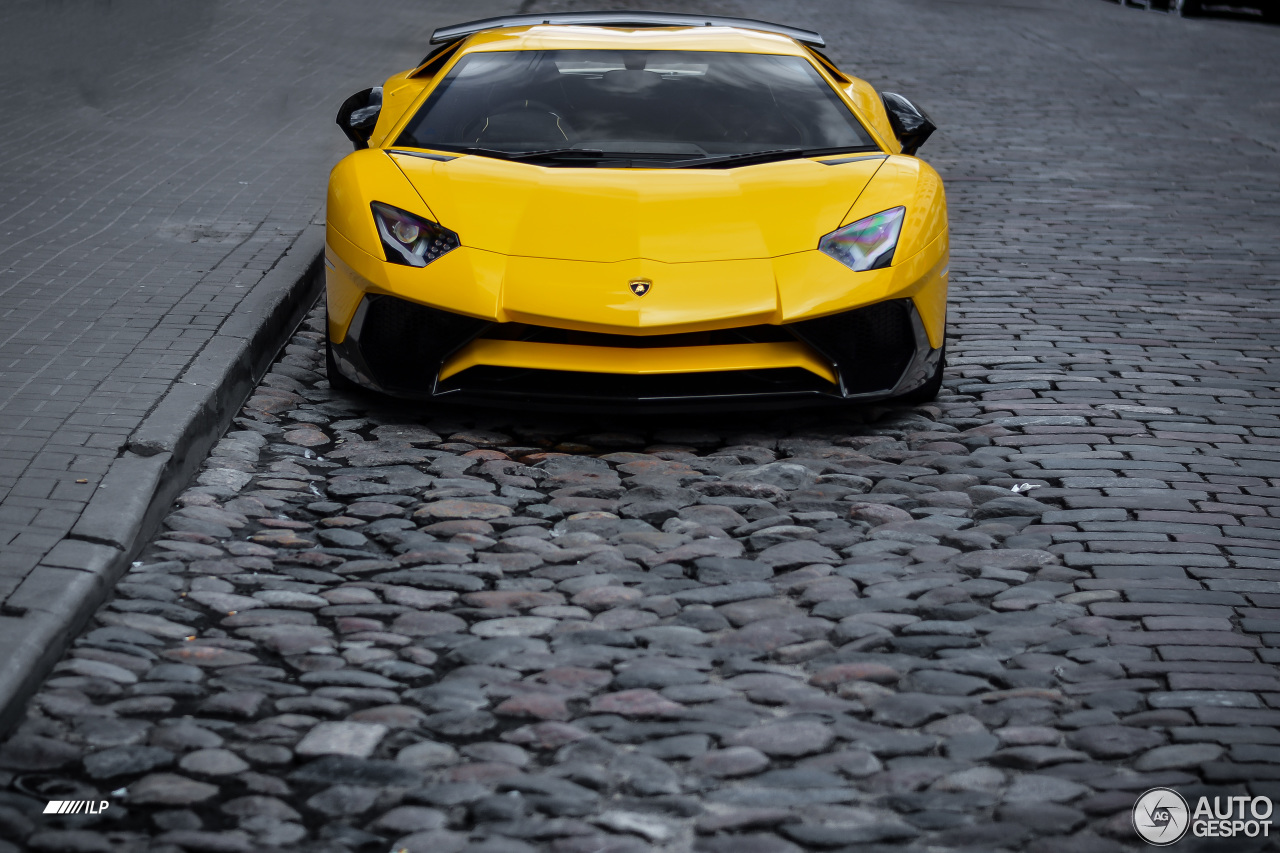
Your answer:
[428,12,825,49]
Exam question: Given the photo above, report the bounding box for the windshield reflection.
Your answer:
[396,50,876,165]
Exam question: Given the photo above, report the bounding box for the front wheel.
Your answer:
[893,345,946,405]
[1174,0,1203,16]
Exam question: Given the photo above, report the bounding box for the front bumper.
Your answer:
[328,293,943,412]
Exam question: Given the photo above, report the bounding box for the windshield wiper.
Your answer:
[440,147,712,165]
[426,145,878,167]
[667,146,879,169]
[430,146,606,161]
[668,148,803,168]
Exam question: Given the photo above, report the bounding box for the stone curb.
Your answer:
[0,223,326,736]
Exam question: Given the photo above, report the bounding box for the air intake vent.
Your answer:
[358,295,489,392]
[789,299,916,394]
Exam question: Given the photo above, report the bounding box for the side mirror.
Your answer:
[881,92,935,156]
[336,87,383,150]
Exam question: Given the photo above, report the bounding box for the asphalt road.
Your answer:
[1,1,1279,851]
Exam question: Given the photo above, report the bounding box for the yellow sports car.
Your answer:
[325,12,947,410]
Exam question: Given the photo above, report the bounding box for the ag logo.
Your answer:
[628,278,652,297]
[1133,787,1190,846]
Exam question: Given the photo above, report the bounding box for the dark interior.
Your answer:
[395,49,874,159]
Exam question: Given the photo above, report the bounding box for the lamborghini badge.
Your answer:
[629,279,652,297]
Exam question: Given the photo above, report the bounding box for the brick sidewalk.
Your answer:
[0,0,518,720]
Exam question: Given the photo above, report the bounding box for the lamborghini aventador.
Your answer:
[325,12,947,410]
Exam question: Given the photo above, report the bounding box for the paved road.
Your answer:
[1,0,1278,851]
[0,0,517,731]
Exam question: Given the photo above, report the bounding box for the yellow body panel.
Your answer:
[325,232,504,343]
[840,78,902,155]
[771,232,948,349]
[327,149,441,250]
[439,340,837,384]
[843,156,947,261]
[386,153,884,263]
[325,22,949,394]
[367,71,430,150]
[499,256,779,332]
[326,230,949,349]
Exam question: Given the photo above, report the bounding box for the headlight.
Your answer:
[371,202,459,268]
[819,207,905,272]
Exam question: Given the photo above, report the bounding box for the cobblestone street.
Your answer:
[1,0,1278,851]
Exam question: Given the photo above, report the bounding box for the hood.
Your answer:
[389,152,884,263]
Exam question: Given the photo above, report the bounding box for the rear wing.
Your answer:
[428,12,825,48]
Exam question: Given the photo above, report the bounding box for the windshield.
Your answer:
[394,49,877,166]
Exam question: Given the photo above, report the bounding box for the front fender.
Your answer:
[842,155,946,262]
[327,149,442,258]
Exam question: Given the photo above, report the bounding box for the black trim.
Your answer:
[881,93,936,156]
[806,47,850,83]
[336,87,382,151]
[413,40,462,74]
[429,13,824,48]
[436,367,837,413]
[328,294,943,410]
[819,155,887,166]
[789,300,916,396]
[387,149,458,162]
[352,296,489,393]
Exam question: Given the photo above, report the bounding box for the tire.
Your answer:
[893,345,946,405]
[1174,0,1203,16]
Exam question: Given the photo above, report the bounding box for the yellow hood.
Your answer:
[389,152,884,263]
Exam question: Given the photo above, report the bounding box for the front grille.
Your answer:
[357,295,489,392]
[789,299,916,394]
